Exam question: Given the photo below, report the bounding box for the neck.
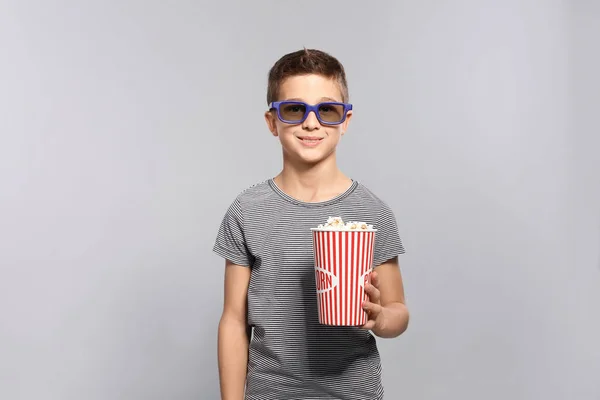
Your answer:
[274,153,352,203]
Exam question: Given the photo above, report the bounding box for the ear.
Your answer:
[264,111,278,137]
[341,110,353,136]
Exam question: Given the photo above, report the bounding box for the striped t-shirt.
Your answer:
[213,178,405,400]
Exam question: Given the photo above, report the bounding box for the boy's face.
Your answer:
[265,74,352,166]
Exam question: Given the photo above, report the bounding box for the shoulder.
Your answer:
[227,179,276,212]
[352,181,395,215]
[354,182,405,259]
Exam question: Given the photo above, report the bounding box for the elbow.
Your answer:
[219,312,250,340]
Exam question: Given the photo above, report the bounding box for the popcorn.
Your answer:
[316,216,374,231]
[311,219,377,326]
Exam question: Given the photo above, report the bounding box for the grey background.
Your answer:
[1,1,598,399]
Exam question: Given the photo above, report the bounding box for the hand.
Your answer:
[362,269,386,332]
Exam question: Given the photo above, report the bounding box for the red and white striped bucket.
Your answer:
[311,229,376,326]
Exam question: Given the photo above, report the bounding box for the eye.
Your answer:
[282,104,305,114]
[318,104,344,120]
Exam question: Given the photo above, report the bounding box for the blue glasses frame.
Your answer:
[269,101,353,125]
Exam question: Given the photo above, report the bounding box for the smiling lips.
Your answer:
[297,136,324,147]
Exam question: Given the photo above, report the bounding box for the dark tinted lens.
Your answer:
[279,102,306,121]
[318,103,345,123]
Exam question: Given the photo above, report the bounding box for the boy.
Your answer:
[213,48,409,400]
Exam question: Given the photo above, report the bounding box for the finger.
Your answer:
[364,282,381,304]
[370,270,379,288]
[361,320,376,330]
[363,300,383,316]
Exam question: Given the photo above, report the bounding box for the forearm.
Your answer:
[218,316,250,400]
[372,302,409,338]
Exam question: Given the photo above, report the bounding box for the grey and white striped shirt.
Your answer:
[213,178,405,400]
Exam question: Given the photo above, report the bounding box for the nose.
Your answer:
[302,110,320,130]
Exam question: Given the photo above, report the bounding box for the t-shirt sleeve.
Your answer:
[213,198,253,267]
[373,202,406,266]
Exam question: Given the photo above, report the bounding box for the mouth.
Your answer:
[297,136,324,146]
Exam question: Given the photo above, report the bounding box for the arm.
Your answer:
[218,260,251,400]
[363,256,410,338]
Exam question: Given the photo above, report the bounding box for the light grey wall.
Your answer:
[0,1,597,399]
[569,1,600,399]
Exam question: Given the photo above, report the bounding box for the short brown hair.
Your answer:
[266,48,349,105]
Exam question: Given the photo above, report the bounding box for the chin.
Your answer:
[298,157,326,166]
[293,150,335,166]
[281,140,337,166]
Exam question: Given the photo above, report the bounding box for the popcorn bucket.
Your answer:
[310,229,377,326]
